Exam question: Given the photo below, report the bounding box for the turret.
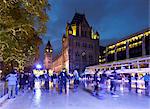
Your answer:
[44,41,53,69]
[45,41,53,53]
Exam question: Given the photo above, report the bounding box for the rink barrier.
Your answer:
[0,81,8,105]
[0,94,8,105]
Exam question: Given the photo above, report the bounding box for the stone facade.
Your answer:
[52,13,100,73]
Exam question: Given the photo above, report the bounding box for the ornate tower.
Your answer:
[44,41,53,70]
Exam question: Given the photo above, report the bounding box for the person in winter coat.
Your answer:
[52,71,57,92]
[19,73,26,92]
[44,72,50,91]
[135,73,138,93]
[6,70,17,99]
[28,72,35,90]
[93,69,100,96]
[109,70,118,95]
[73,70,80,91]
[128,74,132,91]
[58,68,68,94]
[141,73,150,96]
[99,71,107,94]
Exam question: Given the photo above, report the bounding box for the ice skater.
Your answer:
[135,73,138,93]
[6,69,17,99]
[109,70,118,96]
[28,72,35,91]
[19,72,26,93]
[73,70,80,92]
[140,73,150,96]
[128,74,132,91]
[99,71,107,97]
[52,71,58,93]
[92,69,100,96]
[44,72,50,91]
[58,68,68,94]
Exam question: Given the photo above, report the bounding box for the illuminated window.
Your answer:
[69,30,73,35]
[108,45,115,49]
[91,30,99,39]
[46,49,49,52]
[108,50,115,54]
[144,32,149,36]
[72,24,76,36]
[138,34,143,39]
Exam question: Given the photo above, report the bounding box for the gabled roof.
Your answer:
[71,13,90,27]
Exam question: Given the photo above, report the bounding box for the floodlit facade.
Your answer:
[52,13,100,73]
[105,28,150,62]
[86,28,150,75]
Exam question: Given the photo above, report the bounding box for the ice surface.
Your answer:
[0,88,149,109]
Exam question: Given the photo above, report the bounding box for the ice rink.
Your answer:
[0,88,149,109]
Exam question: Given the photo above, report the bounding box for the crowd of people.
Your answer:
[5,69,35,99]
[3,68,150,99]
[84,69,150,97]
[5,68,80,99]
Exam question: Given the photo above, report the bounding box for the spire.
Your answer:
[68,24,73,31]
[96,31,99,36]
[45,40,53,53]
[46,41,52,49]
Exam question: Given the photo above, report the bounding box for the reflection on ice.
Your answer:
[34,79,41,89]
[33,80,42,107]
[33,89,41,107]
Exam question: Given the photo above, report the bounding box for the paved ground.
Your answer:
[0,88,149,109]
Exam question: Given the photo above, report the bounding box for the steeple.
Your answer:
[44,40,53,69]
[45,40,53,53]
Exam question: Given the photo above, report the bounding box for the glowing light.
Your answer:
[108,45,115,49]
[72,24,76,36]
[33,70,45,77]
[36,64,42,69]
[48,69,53,76]
[69,30,73,35]
[91,30,99,39]
[46,49,49,52]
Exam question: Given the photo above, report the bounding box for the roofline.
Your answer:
[107,27,150,46]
